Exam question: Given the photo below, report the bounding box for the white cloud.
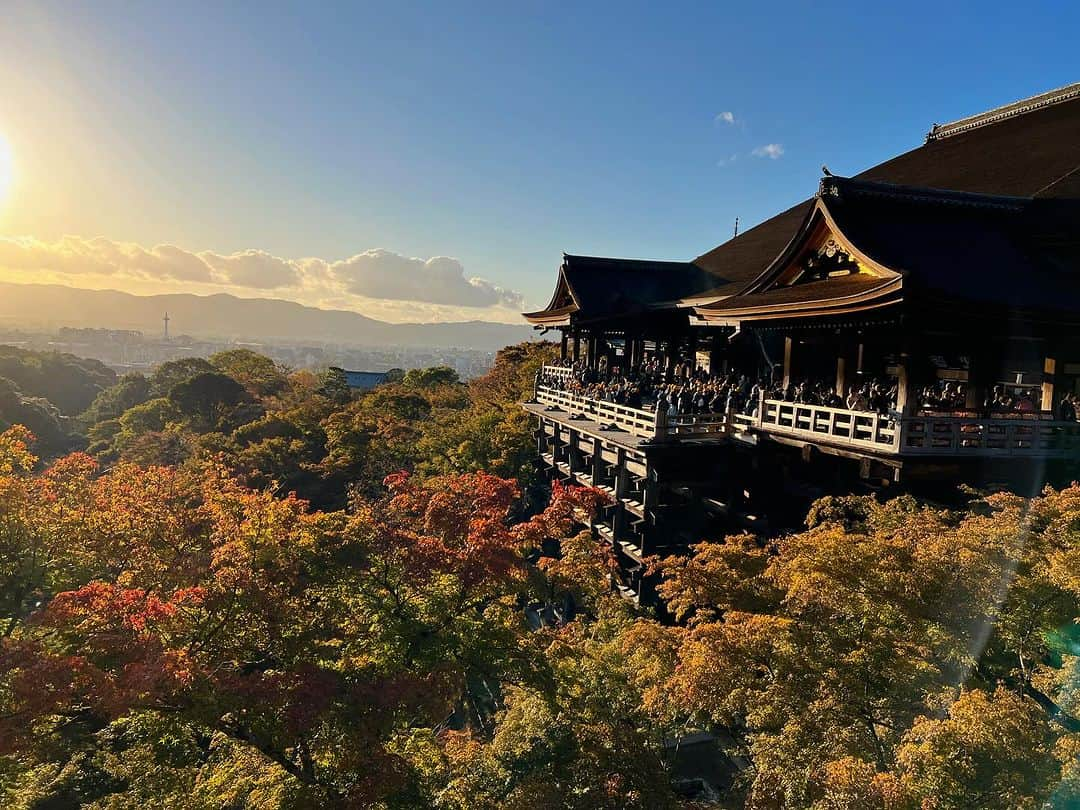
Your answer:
[0,235,525,315]
[715,111,736,125]
[752,143,784,159]
[323,249,523,308]
[200,249,299,289]
[716,153,738,168]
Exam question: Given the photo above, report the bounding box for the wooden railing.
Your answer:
[535,386,658,438]
[534,384,729,440]
[540,364,576,384]
[667,412,730,439]
[532,369,1080,459]
[759,399,898,451]
[901,414,1080,457]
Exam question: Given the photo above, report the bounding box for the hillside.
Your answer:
[0,282,534,350]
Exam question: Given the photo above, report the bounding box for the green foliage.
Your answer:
[148,358,216,398]
[80,373,152,426]
[209,349,288,398]
[0,377,77,456]
[0,345,117,416]
[404,365,461,388]
[167,372,247,429]
[318,367,351,405]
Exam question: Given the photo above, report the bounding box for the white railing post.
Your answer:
[654,405,668,441]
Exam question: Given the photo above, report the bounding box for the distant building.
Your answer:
[341,370,389,391]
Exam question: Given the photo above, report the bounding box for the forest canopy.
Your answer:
[1,342,1078,809]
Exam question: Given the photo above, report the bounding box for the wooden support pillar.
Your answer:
[612,449,628,541]
[966,350,995,411]
[613,449,628,500]
[591,438,603,486]
[709,334,723,376]
[642,468,660,557]
[782,336,794,390]
[665,338,680,374]
[835,356,847,397]
[572,332,580,363]
[550,424,562,476]
[560,330,568,360]
[1043,357,1057,413]
[895,359,911,415]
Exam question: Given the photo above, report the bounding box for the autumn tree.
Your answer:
[210,349,288,398]
[0,443,612,807]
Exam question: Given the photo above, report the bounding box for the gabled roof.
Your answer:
[524,84,1080,329]
[691,83,1080,297]
[694,176,1080,323]
[523,253,731,325]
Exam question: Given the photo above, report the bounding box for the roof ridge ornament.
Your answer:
[926,81,1080,142]
[819,175,1027,211]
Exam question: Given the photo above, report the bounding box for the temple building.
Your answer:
[522,83,1080,603]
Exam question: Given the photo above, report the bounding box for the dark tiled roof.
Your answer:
[692,86,1080,291]
[821,177,1080,314]
[557,254,728,319]
[698,274,893,314]
[527,85,1080,324]
[926,82,1080,142]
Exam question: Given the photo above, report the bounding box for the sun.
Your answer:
[0,134,13,203]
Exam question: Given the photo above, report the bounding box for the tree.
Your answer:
[79,373,152,426]
[210,349,288,398]
[0,377,75,457]
[638,489,1080,806]
[0,346,117,416]
[149,358,217,398]
[893,687,1058,808]
[319,367,351,405]
[0,453,604,807]
[167,372,246,430]
[403,366,461,389]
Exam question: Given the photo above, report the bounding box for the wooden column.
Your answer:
[895,359,912,415]
[642,467,660,557]
[1043,356,1057,412]
[966,349,995,411]
[572,332,580,363]
[591,438,603,486]
[782,336,794,390]
[560,330,568,360]
[835,356,848,397]
[612,448,628,541]
[709,334,723,376]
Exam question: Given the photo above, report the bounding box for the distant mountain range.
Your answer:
[0,282,535,350]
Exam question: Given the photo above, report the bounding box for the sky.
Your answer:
[0,1,1077,324]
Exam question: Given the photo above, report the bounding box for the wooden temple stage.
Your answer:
[521,83,1080,604]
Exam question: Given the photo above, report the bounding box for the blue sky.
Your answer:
[0,1,1077,322]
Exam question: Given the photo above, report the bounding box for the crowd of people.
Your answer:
[540,358,1079,421]
[538,359,898,418]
